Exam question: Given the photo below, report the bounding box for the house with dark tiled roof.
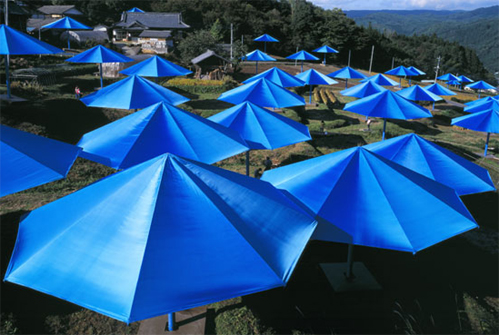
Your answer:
[112,11,189,45]
[27,5,84,32]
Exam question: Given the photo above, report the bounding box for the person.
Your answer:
[253,168,263,179]
[75,86,81,99]
[366,118,372,130]
[320,120,326,134]
[264,157,272,171]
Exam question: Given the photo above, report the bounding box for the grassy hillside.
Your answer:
[346,6,499,73]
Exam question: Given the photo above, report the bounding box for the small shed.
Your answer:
[191,49,229,80]
[138,30,173,54]
[61,30,109,46]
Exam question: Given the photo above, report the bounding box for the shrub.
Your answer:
[167,77,237,94]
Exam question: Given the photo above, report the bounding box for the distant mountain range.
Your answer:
[345,6,499,73]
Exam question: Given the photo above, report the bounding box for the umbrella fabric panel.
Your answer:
[452,109,499,133]
[344,90,432,120]
[208,102,311,150]
[423,83,456,96]
[340,81,386,98]
[41,17,91,30]
[360,74,399,86]
[397,85,443,102]
[5,154,317,323]
[466,81,495,90]
[465,96,499,107]
[313,45,339,53]
[327,66,367,79]
[385,66,418,76]
[254,34,279,42]
[80,75,189,109]
[407,66,425,75]
[437,73,459,81]
[0,24,63,55]
[464,100,499,113]
[364,134,496,195]
[78,102,248,168]
[1,125,81,197]
[242,67,305,87]
[286,50,319,61]
[243,50,276,62]
[66,45,133,63]
[120,55,192,77]
[295,69,338,86]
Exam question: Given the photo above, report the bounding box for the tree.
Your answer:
[176,30,221,66]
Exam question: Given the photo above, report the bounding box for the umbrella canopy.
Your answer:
[385,66,419,87]
[262,147,478,253]
[296,69,339,103]
[327,66,368,89]
[243,49,276,74]
[78,102,248,169]
[0,125,81,198]
[340,81,386,98]
[286,50,319,72]
[452,109,499,156]
[448,80,461,86]
[360,73,399,86]
[407,66,426,75]
[4,153,317,324]
[0,24,63,98]
[41,17,92,49]
[344,90,432,140]
[208,101,311,150]
[364,134,495,196]
[457,75,474,83]
[242,67,305,87]
[466,80,495,90]
[80,75,189,109]
[424,83,456,96]
[120,55,192,77]
[437,73,459,82]
[66,45,133,87]
[312,45,338,65]
[397,85,443,102]
[254,34,279,42]
[465,96,499,107]
[127,7,145,12]
[218,78,305,108]
[464,100,499,113]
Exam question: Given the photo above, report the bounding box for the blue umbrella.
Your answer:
[466,81,496,99]
[120,55,192,78]
[242,67,305,87]
[397,85,443,110]
[385,66,419,87]
[437,73,460,82]
[464,100,499,113]
[423,83,456,97]
[295,69,338,103]
[243,49,276,74]
[327,66,368,89]
[254,34,279,53]
[407,66,426,76]
[340,81,386,98]
[360,73,399,86]
[448,80,461,87]
[286,50,319,73]
[80,75,189,109]
[127,7,145,12]
[209,101,311,175]
[465,96,499,107]
[312,45,339,65]
[0,125,81,198]
[452,109,499,156]
[4,153,317,324]
[0,24,63,99]
[457,75,474,83]
[78,102,248,169]
[262,147,477,278]
[66,45,133,88]
[344,90,432,140]
[41,17,92,49]
[364,134,495,195]
[218,78,305,108]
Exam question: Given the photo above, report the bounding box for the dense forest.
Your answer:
[30,0,495,82]
[347,6,499,73]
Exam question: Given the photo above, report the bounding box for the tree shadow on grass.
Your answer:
[306,108,360,125]
[185,99,232,111]
[388,118,442,136]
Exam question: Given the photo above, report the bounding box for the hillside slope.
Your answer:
[346,6,499,73]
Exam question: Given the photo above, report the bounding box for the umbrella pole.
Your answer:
[5,55,11,99]
[382,119,387,140]
[67,30,70,49]
[346,244,354,280]
[301,61,303,73]
[168,313,176,331]
[323,53,326,65]
[345,78,348,89]
[309,85,312,104]
[255,61,258,74]
[99,63,103,88]
[246,150,250,176]
[484,132,490,157]
[478,90,481,99]
[432,101,435,110]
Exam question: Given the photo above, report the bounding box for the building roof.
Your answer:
[64,31,109,43]
[0,2,29,16]
[139,30,172,38]
[27,18,58,30]
[37,5,83,16]
[115,12,190,30]
[191,49,229,65]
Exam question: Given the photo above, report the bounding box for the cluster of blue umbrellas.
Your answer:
[41,16,92,49]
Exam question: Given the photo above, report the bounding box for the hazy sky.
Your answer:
[309,0,498,11]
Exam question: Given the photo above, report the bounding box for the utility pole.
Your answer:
[348,50,351,67]
[434,56,441,83]
[4,0,8,25]
[368,45,374,74]
[230,23,233,60]
[391,57,395,69]
[294,45,298,67]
